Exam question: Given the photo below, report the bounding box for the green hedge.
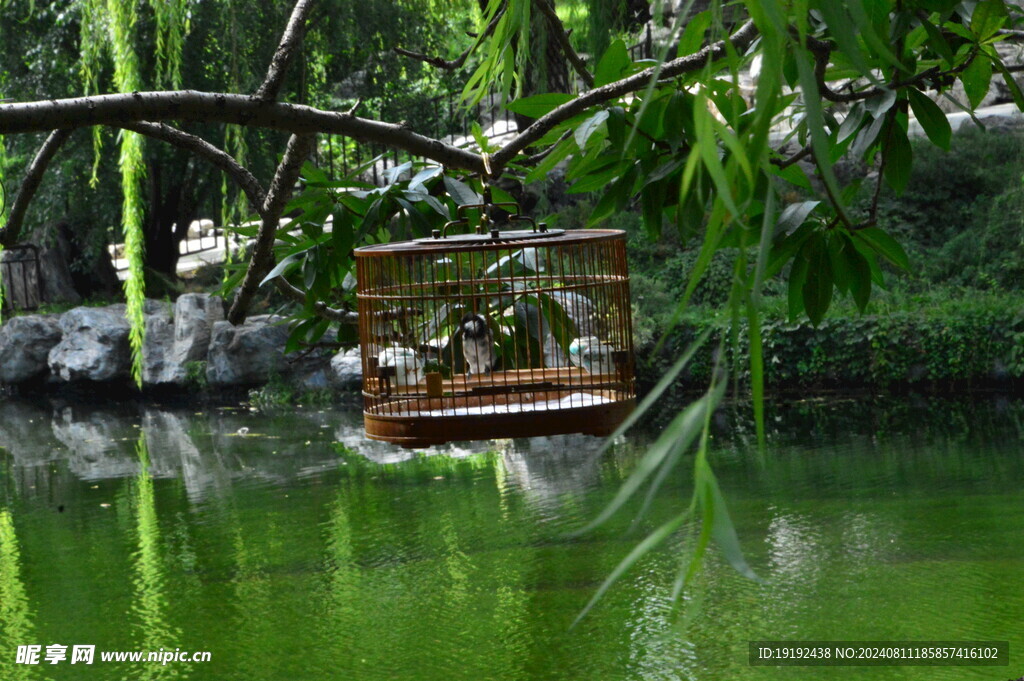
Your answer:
[643,302,1024,393]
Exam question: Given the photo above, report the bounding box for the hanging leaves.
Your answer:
[107,0,147,387]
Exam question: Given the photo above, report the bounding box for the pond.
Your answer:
[0,395,1021,680]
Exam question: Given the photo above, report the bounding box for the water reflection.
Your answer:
[0,509,38,681]
[128,435,186,680]
[0,396,1019,680]
[0,402,608,507]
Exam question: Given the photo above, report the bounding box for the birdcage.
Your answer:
[354,197,636,448]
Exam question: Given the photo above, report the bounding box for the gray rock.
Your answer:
[0,315,62,383]
[144,293,224,385]
[206,315,291,387]
[289,351,335,392]
[142,312,175,385]
[330,347,364,390]
[48,306,131,382]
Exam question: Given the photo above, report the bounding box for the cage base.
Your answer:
[363,398,635,449]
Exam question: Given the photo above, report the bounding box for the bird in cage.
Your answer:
[459,312,496,377]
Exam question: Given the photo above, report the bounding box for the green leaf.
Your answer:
[961,55,993,109]
[575,110,610,149]
[787,244,809,321]
[920,18,954,67]
[641,179,667,238]
[847,0,905,72]
[776,200,820,235]
[442,176,481,206]
[525,136,576,183]
[844,238,873,311]
[568,159,631,194]
[678,10,711,57]
[587,165,636,226]
[259,252,303,287]
[995,60,1024,111]
[701,459,761,582]
[882,119,913,194]
[772,161,812,189]
[864,88,897,119]
[826,232,851,294]
[852,226,910,270]
[801,236,833,325]
[907,89,952,150]
[407,165,443,192]
[971,0,1007,40]
[599,328,714,453]
[594,39,630,87]
[573,509,690,626]
[816,1,876,81]
[794,50,851,225]
[573,383,723,536]
[505,92,576,118]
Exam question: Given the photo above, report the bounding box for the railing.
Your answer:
[0,243,43,312]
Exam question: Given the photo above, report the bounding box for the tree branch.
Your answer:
[532,0,593,88]
[803,33,978,103]
[0,128,73,247]
[394,3,506,71]
[228,133,316,324]
[118,121,267,212]
[0,92,487,173]
[255,0,316,101]
[490,20,759,172]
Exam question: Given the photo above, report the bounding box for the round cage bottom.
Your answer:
[364,390,635,448]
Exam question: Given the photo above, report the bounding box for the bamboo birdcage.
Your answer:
[354,198,636,448]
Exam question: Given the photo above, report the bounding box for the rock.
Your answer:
[330,347,363,390]
[0,315,62,383]
[144,293,224,385]
[142,312,175,385]
[290,351,335,392]
[48,306,131,382]
[206,315,290,387]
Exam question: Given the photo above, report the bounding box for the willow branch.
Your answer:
[119,121,267,211]
[228,133,316,324]
[490,19,759,171]
[533,0,594,88]
[0,128,73,247]
[274,278,358,323]
[255,0,316,101]
[0,92,486,173]
[394,3,506,70]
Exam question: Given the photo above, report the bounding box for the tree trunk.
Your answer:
[143,156,204,288]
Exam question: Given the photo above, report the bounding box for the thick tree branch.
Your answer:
[490,20,759,171]
[118,121,267,211]
[0,92,487,174]
[0,128,73,247]
[255,0,316,101]
[394,3,506,70]
[228,133,317,324]
[533,0,593,88]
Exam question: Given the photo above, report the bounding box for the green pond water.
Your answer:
[0,396,1022,680]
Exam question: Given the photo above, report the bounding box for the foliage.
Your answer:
[6,0,1024,623]
[640,289,1024,396]
[183,360,208,391]
[867,127,1024,291]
